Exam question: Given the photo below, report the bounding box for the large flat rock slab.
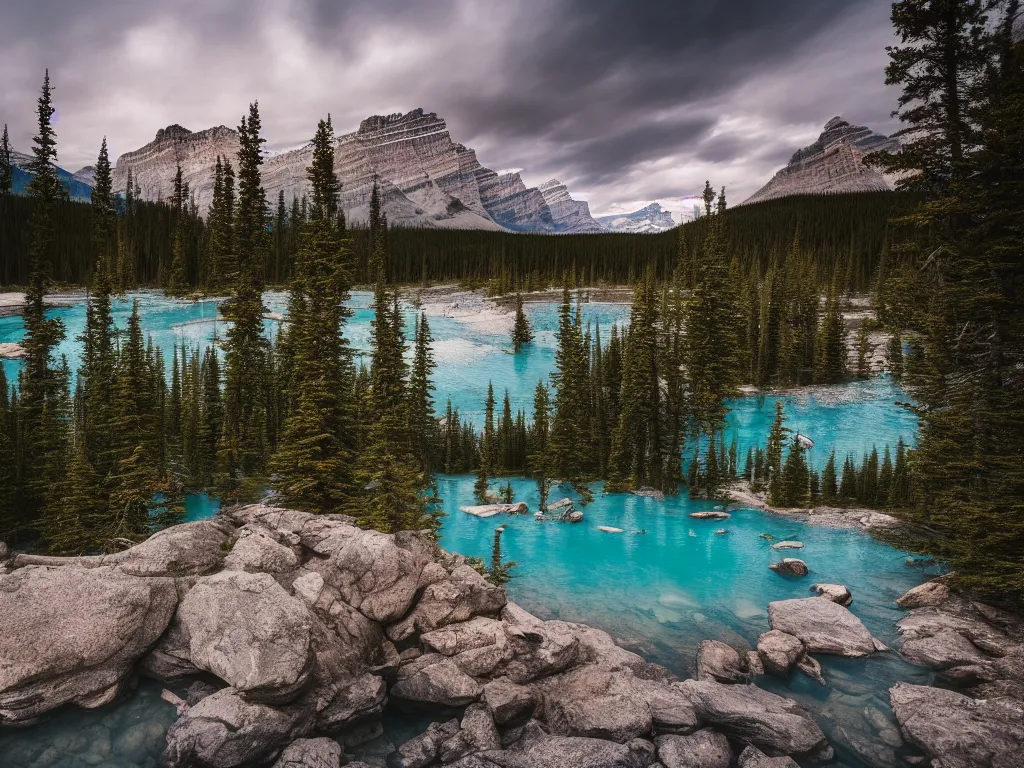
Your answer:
[0,565,177,723]
[767,597,883,657]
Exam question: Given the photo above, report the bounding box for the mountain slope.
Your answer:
[743,117,899,204]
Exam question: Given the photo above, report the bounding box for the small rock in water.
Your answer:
[597,526,625,533]
[690,511,730,520]
[811,583,853,606]
[769,558,809,577]
[715,529,728,535]
[759,533,776,540]
[772,540,804,550]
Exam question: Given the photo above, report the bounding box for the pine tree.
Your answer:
[19,71,71,541]
[548,283,589,483]
[408,311,437,474]
[821,449,838,503]
[764,401,789,489]
[272,116,356,512]
[511,293,534,352]
[776,435,810,508]
[220,102,272,496]
[855,322,875,378]
[0,123,12,195]
[476,382,497,501]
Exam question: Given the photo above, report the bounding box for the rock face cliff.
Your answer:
[596,202,677,234]
[537,179,605,233]
[110,109,602,233]
[743,117,899,205]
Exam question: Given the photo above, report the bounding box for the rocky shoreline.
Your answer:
[1,506,1022,768]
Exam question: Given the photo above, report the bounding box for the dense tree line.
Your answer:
[3,178,915,293]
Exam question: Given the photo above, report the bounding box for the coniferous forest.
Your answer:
[0,0,1022,606]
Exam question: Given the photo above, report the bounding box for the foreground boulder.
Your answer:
[655,729,731,768]
[737,745,799,767]
[767,597,885,657]
[678,680,830,759]
[445,730,656,768]
[890,681,1024,768]
[0,565,177,724]
[162,687,315,768]
[176,570,315,703]
[756,631,804,678]
[271,737,343,768]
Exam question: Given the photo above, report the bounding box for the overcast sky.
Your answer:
[1,0,901,216]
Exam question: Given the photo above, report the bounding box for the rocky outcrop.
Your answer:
[0,565,177,724]
[743,117,900,205]
[811,583,852,606]
[111,109,599,233]
[1,505,851,766]
[889,682,1024,768]
[767,597,886,657]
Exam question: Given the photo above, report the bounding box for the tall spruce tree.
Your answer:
[18,71,70,541]
[0,124,12,195]
[271,116,356,512]
[511,293,534,352]
[220,102,272,496]
[408,311,437,474]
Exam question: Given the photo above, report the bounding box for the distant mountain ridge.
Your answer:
[110,109,607,234]
[742,117,899,204]
[595,202,677,234]
[7,149,94,202]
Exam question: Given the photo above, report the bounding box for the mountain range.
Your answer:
[7,111,902,233]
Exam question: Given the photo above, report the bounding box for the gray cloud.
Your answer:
[0,0,900,215]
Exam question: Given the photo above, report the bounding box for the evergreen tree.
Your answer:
[855,322,875,378]
[764,401,789,489]
[271,116,356,512]
[0,123,12,195]
[18,71,70,541]
[548,283,589,483]
[220,103,272,496]
[511,293,534,352]
[775,435,810,508]
[408,311,437,474]
[821,449,838,503]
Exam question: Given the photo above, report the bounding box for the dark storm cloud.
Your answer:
[0,0,900,213]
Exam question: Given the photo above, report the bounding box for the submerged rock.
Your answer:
[771,541,803,550]
[767,597,883,657]
[768,558,808,577]
[689,511,730,520]
[0,565,177,724]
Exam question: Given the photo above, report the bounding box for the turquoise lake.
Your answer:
[0,291,931,768]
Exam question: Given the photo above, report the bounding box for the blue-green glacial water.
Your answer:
[0,291,930,767]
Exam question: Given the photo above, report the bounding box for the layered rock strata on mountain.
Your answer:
[537,179,605,233]
[110,109,597,233]
[0,504,838,767]
[743,117,900,204]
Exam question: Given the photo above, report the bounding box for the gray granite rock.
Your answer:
[890,681,1024,768]
[696,640,748,684]
[271,737,342,768]
[736,745,799,767]
[756,630,804,678]
[162,687,315,768]
[655,729,731,768]
[176,570,314,703]
[482,678,539,724]
[391,655,482,708]
[0,565,177,724]
[677,680,830,759]
[767,597,881,657]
